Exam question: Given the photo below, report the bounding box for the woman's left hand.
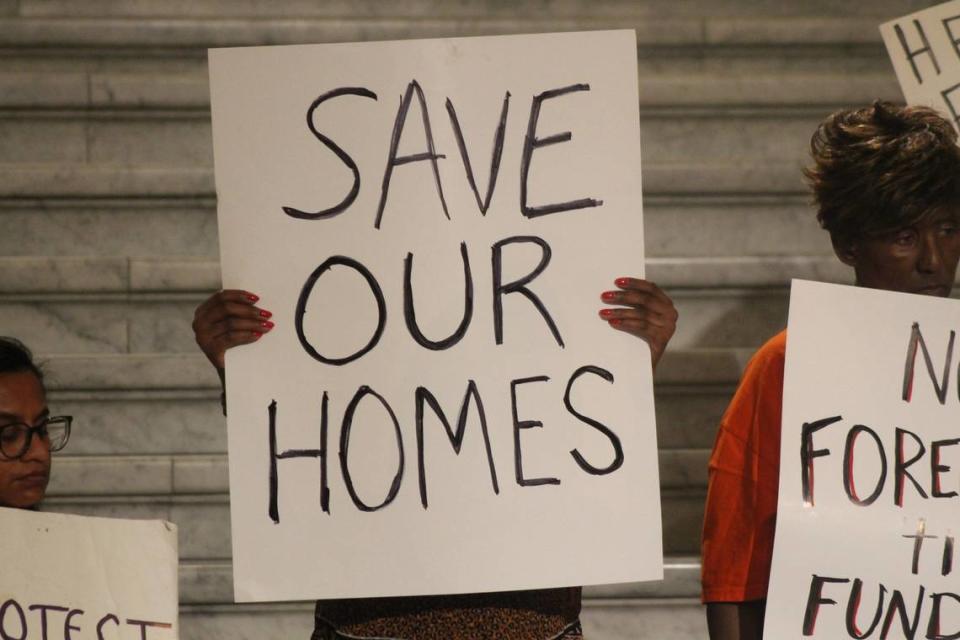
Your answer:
[599,277,678,369]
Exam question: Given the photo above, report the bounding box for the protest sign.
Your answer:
[765,280,960,639]
[0,508,178,640]
[881,1,960,132]
[208,30,662,602]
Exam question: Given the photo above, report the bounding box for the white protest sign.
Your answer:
[765,280,960,639]
[0,508,178,639]
[208,30,662,602]
[881,1,960,132]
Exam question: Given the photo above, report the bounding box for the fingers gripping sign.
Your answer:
[598,277,678,367]
[193,289,276,371]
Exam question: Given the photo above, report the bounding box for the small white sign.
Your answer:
[0,508,178,640]
[766,280,960,639]
[209,30,662,602]
[881,1,960,131]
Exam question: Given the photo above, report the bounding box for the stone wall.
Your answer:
[0,1,928,637]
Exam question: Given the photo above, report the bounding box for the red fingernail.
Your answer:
[615,277,629,287]
[261,321,274,329]
[599,309,614,318]
[247,294,259,302]
[252,331,263,339]
[609,319,623,326]
[259,310,272,318]
[601,291,617,301]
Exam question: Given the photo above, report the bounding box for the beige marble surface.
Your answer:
[0,2,937,635]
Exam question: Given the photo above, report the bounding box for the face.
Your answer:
[0,371,51,508]
[837,211,960,297]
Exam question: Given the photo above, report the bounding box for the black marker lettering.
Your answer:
[296,256,387,366]
[896,428,929,507]
[903,519,936,575]
[319,392,330,513]
[376,80,448,229]
[564,365,623,475]
[96,614,119,640]
[404,242,473,350]
[282,87,378,220]
[901,322,955,404]
[944,535,955,576]
[943,15,960,60]
[492,236,564,348]
[894,20,941,84]
[932,438,960,499]
[846,579,886,639]
[28,604,67,640]
[800,415,843,506]
[880,586,925,639]
[0,600,25,640]
[415,381,499,508]
[521,83,602,218]
[446,92,510,215]
[802,575,850,636]
[842,425,886,506]
[511,375,560,487]
[64,609,83,640]
[339,386,404,511]
[927,592,960,639]
[268,398,326,523]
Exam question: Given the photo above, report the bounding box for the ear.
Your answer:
[831,235,859,267]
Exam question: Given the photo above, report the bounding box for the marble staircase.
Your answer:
[0,1,924,638]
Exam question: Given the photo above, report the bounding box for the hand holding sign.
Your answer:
[192,289,275,371]
[599,277,678,367]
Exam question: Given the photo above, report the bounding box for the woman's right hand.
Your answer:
[192,290,274,372]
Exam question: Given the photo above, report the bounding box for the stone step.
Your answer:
[44,383,726,456]
[0,69,900,111]
[41,486,705,556]
[0,195,834,260]
[34,349,752,393]
[42,495,231,560]
[0,198,218,258]
[0,16,889,52]
[8,0,923,20]
[0,254,849,296]
[177,556,700,605]
[0,162,809,199]
[582,598,706,640]
[179,603,313,640]
[41,402,712,551]
[47,390,228,455]
[0,108,846,169]
[1,287,794,354]
[29,349,732,553]
[46,448,708,499]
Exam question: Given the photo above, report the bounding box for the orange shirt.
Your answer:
[701,330,786,603]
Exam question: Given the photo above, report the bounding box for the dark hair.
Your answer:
[0,337,44,382]
[805,101,960,243]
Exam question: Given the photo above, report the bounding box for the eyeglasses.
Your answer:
[0,416,72,460]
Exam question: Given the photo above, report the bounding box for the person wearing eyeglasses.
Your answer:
[0,337,71,509]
